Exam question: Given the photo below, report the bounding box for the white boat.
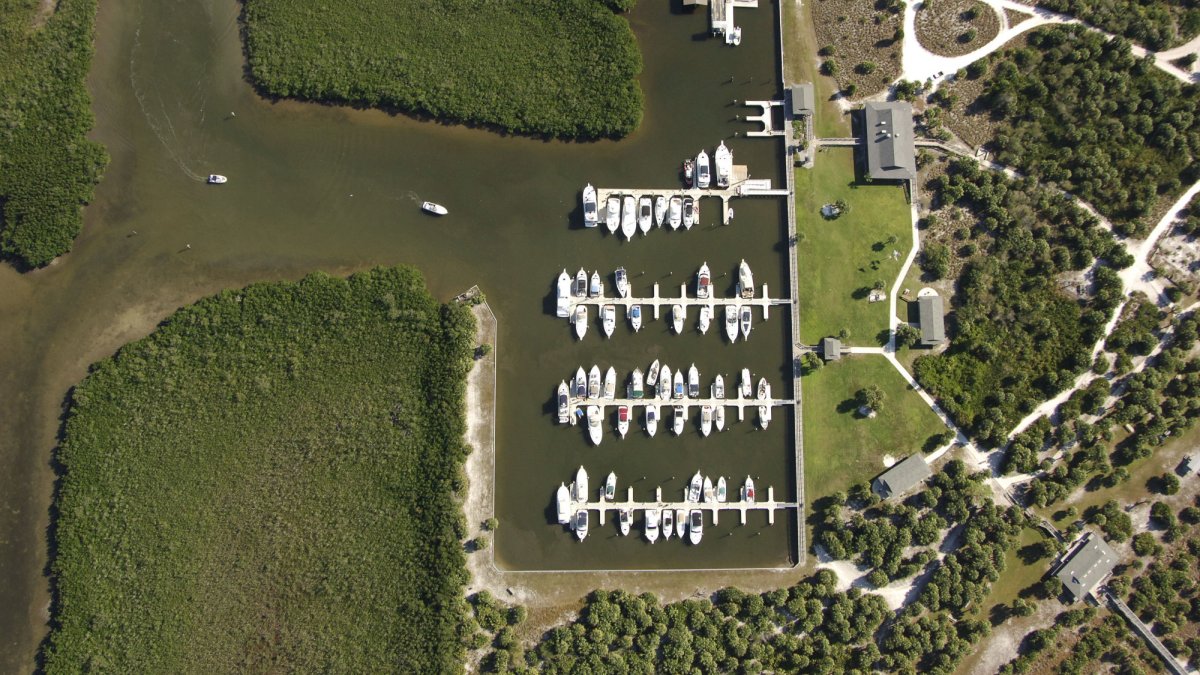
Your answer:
[587,405,603,445]
[703,476,714,502]
[629,305,642,332]
[687,364,700,398]
[725,305,739,343]
[698,305,712,334]
[654,195,668,226]
[717,476,727,502]
[603,367,616,400]
[696,150,711,189]
[576,466,589,501]
[621,196,636,240]
[714,141,733,188]
[675,509,687,538]
[659,365,672,400]
[672,304,685,335]
[646,404,659,437]
[575,510,589,541]
[574,367,587,398]
[630,368,644,399]
[582,184,598,227]
[602,304,616,338]
[617,405,630,438]
[740,369,752,398]
[589,271,601,298]
[738,259,755,299]
[615,267,629,298]
[758,379,772,429]
[574,306,588,340]
[683,158,694,188]
[645,509,660,543]
[688,472,703,502]
[574,268,588,297]
[647,359,661,387]
[740,306,753,340]
[668,196,682,230]
[673,405,686,435]
[701,405,713,437]
[673,369,685,400]
[683,197,695,229]
[555,269,572,318]
[556,483,571,524]
[619,509,631,536]
[688,510,703,544]
[712,374,725,399]
[605,471,617,500]
[207,174,227,184]
[662,509,674,540]
[421,201,447,215]
[743,476,756,504]
[697,263,712,299]
[728,25,742,46]
[557,381,570,424]
[638,196,653,234]
[606,196,620,233]
[588,366,602,399]
[715,405,725,431]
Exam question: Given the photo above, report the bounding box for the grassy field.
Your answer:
[44,268,476,672]
[802,356,946,500]
[795,149,913,346]
[781,0,850,138]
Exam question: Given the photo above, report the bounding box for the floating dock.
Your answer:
[568,282,788,321]
[595,168,786,229]
[566,485,794,527]
[710,0,759,45]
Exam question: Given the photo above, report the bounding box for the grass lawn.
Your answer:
[802,355,947,501]
[781,0,849,138]
[795,149,913,346]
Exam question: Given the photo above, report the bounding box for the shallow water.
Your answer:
[0,0,792,664]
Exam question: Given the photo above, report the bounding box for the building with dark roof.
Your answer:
[862,101,916,181]
[918,294,945,346]
[873,454,931,500]
[1055,533,1118,602]
[791,83,814,117]
[821,337,841,361]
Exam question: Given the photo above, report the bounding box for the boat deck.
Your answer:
[568,485,793,526]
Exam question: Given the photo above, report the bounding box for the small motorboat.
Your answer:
[603,367,616,400]
[556,483,571,524]
[717,477,728,503]
[647,359,661,388]
[587,405,603,445]
[630,369,644,399]
[703,476,714,502]
[668,196,682,230]
[696,150,711,189]
[688,472,703,503]
[645,509,660,543]
[698,305,712,334]
[662,509,674,540]
[701,405,713,437]
[207,174,227,184]
[744,476,756,504]
[659,365,672,400]
[758,378,772,429]
[714,141,733,188]
[740,306,753,340]
[738,259,755,299]
[672,304,685,335]
[725,306,739,343]
[689,510,703,545]
[712,375,725,400]
[675,509,687,538]
[617,404,630,436]
[715,405,725,431]
[645,404,659,437]
[606,196,620,233]
[575,510,589,541]
[582,184,598,228]
[619,509,632,536]
[615,267,630,298]
[576,466,589,500]
[605,471,617,500]
[421,201,447,215]
[574,268,588,297]
[741,369,752,399]
[557,381,570,424]
[697,263,712,299]
[588,366,601,399]
[574,367,587,398]
[728,25,742,46]
[574,305,588,340]
[556,269,572,318]
[687,364,700,398]
[673,369,685,400]
[654,195,668,227]
[621,196,637,240]
[683,158,694,188]
[638,196,653,234]
[589,271,602,298]
[602,304,616,338]
[683,196,695,229]
[673,405,686,435]
[629,305,642,332]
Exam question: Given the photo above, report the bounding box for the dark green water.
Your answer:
[0,0,792,665]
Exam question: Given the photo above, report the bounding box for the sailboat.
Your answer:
[654,195,668,227]
[672,304,685,335]
[687,364,700,398]
[606,196,620,233]
[586,405,603,445]
[696,150,711,188]
[714,141,732,188]
[740,306,753,340]
[696,262,712,299]
[688,472,703,502]
[574,306,588,339]
[645,509,660,543]
[588,366,601,399]
[603,367,616,400]
[621,196,637,240]
[688,510,703,545]
[605,472,617,500]
[555,269,572,318]
[716,476,727,502]
[701,405,713,437]
[629,304,642,332]
[662,509,674,540]
[556,483,571,524]
[673,405,686,435]
[582,184,598,227]
[617,405,630,438]
[575,510,589,541]
[602,304,616,338]
[630,368,644,399]
[615,267,629,298]
[738,259,755,299]
[668,196,682,230]
[757,378,772,429]
[619,509,631,536]
[645,404,659,437]
[557,381,570,424]
[638,196,653,234]
[698,305,712,334]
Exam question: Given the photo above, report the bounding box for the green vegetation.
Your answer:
[802,356,947,499]
[1033,0,1200,50]
[44,267,476,671]
[0,0,108,267]
[242,0,643,139]
[794,153,912,345]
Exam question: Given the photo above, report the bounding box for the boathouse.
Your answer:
[861,101,916,182]
[1054,533,1118,602]
[873,454,931,500]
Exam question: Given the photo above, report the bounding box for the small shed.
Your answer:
[1055,534,1118,602]
[821,337,841,362]
[918,294,945,346]
[873,454,931,500]
[791,83,814,117]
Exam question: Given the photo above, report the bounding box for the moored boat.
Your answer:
[688,471,703,502]
[703,476,714,502]
[576,466,589,500]
[658,365,672,400]
[574,306,588,340]
[421,201,448,215]
[744,476,756,504]
[701,405,713,437]
[615,267,629,298]
[715,405,725,431]
[757,378,772,429]
[668,196,682,230]
[574,367,587,398]
[574,268,588,297]
[645,404,659,437]
[556,483,571,524]
[654,195,667,227]
[687,364,700,398]
[713,374,725,399]
[621,196,636,240]
[672,304,685,335]
[725,305,739,343]
[207,174,227,184]
[605,471,617,500]
[714,141,732,188]
[696,150,711,189]
[673,405,686,435]
[717,476,727,502]
[602,304,616,338]
[556,269,572,318]
[638,196,653,234]
[603,367,616,400]
[619,509,631,536]
[587,405,603,445]
[740,306,753,340]
[740,369,752,398]
[647,359,661,387]
[673,369,685,400]
[575,510,589,541]
[582,184,598,227]
[588,366,602,399]
[683,196,695,229]
[606,196,620,233]
[662,509,674,540]
[696,262,712,299]
[698,305,712,334]
[683,158,694,188]
[617,405,630,438]
[645,509,660,543]
[688,510,703,544]
[630,368,645,399]
[557,381,570,424]
[589,271,601,298]
[629,304,642,332]
[675,509,687,538]
[738,259,755,299]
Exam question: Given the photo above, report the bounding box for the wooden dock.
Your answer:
[567,485,795,527]
[595,166,780,227]
[567,282,789,322]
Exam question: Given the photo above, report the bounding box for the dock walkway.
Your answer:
[568,282,788,321]
[570,485,795,526]
[596,168,777,227]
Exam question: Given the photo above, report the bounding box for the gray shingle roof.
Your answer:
[821,337,841,361]
[862,102,916,181]
[873,454,931,500]
[918,294,945,346]
[791,84,814,116]
[1056,534,1118,601]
